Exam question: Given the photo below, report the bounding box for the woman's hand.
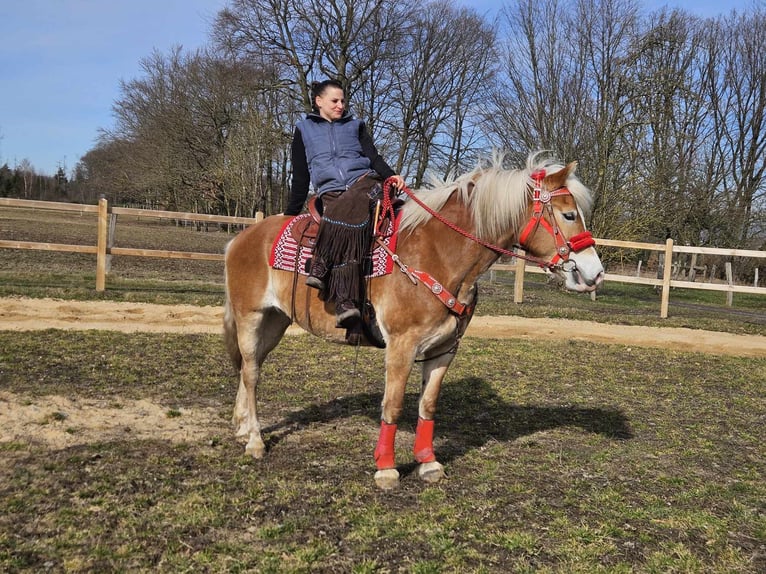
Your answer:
[389,175,405,190]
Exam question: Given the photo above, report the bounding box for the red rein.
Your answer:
[383,172,595,272]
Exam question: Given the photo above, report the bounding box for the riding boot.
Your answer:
[335,299,361,328]
[306,256,329,290]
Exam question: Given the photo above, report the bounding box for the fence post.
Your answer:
[725,262,733,307]
[96,197,108,291]
[660,238,673,318]
[513,249,526,303]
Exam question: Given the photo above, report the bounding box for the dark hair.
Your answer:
[310,79,344,112]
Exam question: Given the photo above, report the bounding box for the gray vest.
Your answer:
[296,114,373,195]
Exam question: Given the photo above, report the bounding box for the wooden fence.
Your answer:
[497,237,765,317]
[1,197,764,318]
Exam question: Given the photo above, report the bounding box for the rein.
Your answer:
[382,172,595,271]
[376,172,595,317]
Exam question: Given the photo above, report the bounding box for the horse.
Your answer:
[223,152,605,489]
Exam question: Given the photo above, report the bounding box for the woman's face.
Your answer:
[315,86,346,121]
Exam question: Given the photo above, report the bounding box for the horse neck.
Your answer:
[400,197,504,300]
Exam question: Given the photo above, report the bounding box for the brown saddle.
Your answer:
[289,193,403,249]
[290,197,323,248]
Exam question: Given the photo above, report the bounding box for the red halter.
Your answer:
[517,170,595,267]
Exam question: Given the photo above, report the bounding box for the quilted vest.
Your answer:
[296,114,373,195]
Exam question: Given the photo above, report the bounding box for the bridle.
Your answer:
[381,170,595,272]
[516,169,596,270]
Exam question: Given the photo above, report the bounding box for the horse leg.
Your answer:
[374,338,416,490]
[414,352,455,483]
[232,309,290,458]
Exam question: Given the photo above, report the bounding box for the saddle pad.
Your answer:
[269,213,400,278]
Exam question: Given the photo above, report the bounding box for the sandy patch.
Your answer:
[0,391,222,450]
[0,296,763,357]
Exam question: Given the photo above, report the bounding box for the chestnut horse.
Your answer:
[223,153,604,489]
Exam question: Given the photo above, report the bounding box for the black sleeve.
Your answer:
[284,128,310,216]
[359,123,396,180]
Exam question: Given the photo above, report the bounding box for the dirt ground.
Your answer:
[0,296,763,357]
[1,296,763,452]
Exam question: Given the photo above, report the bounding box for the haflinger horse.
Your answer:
[223,152,604,490]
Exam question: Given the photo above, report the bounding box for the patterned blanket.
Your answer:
[269,213,400,278]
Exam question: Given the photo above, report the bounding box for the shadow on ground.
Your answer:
[262,375,633,472]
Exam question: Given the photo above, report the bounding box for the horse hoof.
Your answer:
[244,439,266,459]
[418,461,445,483]
[374,468,400,490]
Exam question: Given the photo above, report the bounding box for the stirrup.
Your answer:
[336,307,361,328]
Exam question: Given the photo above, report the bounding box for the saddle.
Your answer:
[290,193,402,249]
[290,196,323,248]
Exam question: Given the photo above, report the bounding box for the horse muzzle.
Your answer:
[560,251,605,292]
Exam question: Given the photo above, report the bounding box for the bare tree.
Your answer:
[621,9,716,245]
[487,0,641,240]
[213,0,405,112]
[92,47,288,215]
[387,1,496,184]
[705,11,766,249]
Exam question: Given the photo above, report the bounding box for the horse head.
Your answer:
[516,161,604,292]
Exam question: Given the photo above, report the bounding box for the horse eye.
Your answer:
[563,211,577,222]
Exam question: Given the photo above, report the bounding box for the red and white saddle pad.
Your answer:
[269,213,400,278]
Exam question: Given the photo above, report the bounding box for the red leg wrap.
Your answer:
[413,417,436,463]
[374,421,397,470]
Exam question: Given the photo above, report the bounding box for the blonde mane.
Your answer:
[399,152,593,240]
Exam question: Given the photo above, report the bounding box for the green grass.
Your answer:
[1,331,764,572]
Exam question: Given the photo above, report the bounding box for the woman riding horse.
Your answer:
[284,79,404,328]
[225,152,604,489]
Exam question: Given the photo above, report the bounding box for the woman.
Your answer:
[284,79,404,328]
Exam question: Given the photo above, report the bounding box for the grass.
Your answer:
[1,331,764,572]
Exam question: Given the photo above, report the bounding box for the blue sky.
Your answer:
[0,0,750,177]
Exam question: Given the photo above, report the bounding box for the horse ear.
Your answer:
[546,161,577,189]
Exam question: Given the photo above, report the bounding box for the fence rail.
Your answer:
[2,197,764,317]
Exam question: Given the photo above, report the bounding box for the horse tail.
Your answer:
[223,240,242,371]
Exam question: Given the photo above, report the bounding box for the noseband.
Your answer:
[517,170,595,269]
